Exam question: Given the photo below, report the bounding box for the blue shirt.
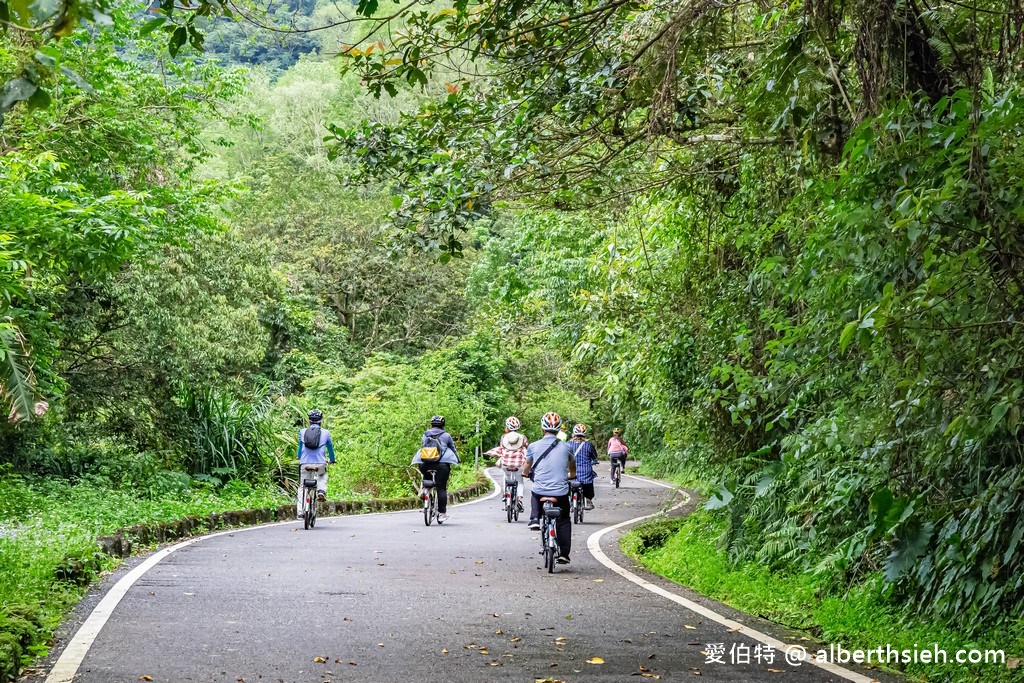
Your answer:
[570,439,598,484]
[297,427,335,464]
[411,428,460,464]
[526,434,574,496]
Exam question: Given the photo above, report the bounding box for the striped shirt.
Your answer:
[570,439,598,484]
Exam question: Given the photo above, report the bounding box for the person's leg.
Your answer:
[582,482,595,508]
[555,494,572,559]
[296,464,304,517]
[530,492,541,526]
[435,463,451,513]
[515,470,524,509]
[316,463,327,501]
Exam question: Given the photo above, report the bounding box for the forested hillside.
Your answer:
[2,0,1024,678]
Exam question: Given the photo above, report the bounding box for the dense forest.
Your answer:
[2,0,1024,678]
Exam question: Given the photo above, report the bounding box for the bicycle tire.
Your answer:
[303,491,311,530]
[546,544,555,573]
[423,489,432,526]
[310,496,317,528]
[507,489,514,523]
[430,489,439,525]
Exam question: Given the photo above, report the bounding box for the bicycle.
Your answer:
[610,458,622,488]
[503,468,522,523]
[421,469,440,526]
[300,465,321,530]
[569,482,584,524]
[538,497,562,573]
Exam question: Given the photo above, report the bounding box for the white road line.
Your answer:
[45,475,498,683]
[587,474,875,683]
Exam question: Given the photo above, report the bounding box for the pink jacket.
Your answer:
[607,436,629,456]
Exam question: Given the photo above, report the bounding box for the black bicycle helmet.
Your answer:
[430,415,445,428]
[308,409,323,424]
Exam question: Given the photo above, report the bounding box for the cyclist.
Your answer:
[412,415,459,523]
[297,409,335,517]
[493,416,529,512]
[523,411,576,564]
[607,427,629,482]
[569,423,598,510]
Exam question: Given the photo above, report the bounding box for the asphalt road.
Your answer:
[39,468,885,683]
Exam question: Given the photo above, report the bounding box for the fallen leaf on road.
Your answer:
[314,657,327,663]
[555,637,566,642]
[684,625,697,630]
[480,649,490,655]
[534,678,565,683]
[621,639,633,644]
[767,669,784,673]
[476,561,485,564]
[488,661,501,666]
[377,643,384,647]
[726,627,741,633]
[465,644,478,650]
[496,629,503,634]
[511,637,522,642]
[442,648,449,654]
[565,615,572,620]
[586,657,605,665]
[593,579,604,583]
[343,617,352,622]
[492,613,500,617]
[139,677,153,681]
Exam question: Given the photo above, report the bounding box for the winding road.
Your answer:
[36,470,886,683]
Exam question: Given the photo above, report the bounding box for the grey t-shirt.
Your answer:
[526,434,574,496]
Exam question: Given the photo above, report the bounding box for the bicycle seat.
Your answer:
[541,500,561,519]
[303,465,321,472]
[539,496,558,502]
[422,479,436,489]
[302,478,318,488]
[504,467,519,472]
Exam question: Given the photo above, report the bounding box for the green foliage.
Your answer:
[177,384,280,480]
[625,511,1024,682]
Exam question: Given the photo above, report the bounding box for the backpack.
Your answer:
[303,425,322,450]
[419,436,444,462]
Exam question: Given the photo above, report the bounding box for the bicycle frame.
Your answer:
[540,500,561,573]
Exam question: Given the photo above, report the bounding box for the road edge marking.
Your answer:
[587,474,875,683]
[45,473,499,682]
[43,521,292,683]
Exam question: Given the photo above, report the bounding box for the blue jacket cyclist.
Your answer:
[568,423,598,510]
[523,411,576,564]
[297,409,335,517]
[411,416,459,523]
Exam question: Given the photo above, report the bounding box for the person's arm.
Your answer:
[522,449,534,479]
[444,433,458,457]
[297,435,303,460]
[326,436,336,464]
[567,451,577,480]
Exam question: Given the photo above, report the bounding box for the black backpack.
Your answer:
[303,425,322,450]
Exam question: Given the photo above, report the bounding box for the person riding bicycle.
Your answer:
[411,415,459,523]
[607,427,629,481]
[297,409,335,517]
[523,411,576,564]
[493,416,529,512]
[569,423,598,510]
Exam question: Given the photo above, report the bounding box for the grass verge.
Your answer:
[622,510,1024,682]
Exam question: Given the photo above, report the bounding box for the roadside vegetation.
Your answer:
[3,0,1024,679]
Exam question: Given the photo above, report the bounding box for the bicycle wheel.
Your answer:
[303,489,312,530]
[507,488,514,524]
[430,488,438,524]
[614,466,621,488]
[423,488,432,526]
[546,541,555,573]
[310,493,317,528]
